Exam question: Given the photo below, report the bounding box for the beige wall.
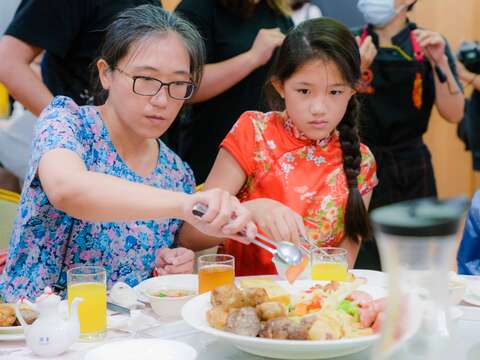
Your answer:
[411,0,480,198]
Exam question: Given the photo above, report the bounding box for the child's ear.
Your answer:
[271,78,285,99]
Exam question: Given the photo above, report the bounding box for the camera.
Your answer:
[457,41,480,74]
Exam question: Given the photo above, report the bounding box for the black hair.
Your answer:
[215,0,290,19]
[265,17,371,244]
[92,5,205,104]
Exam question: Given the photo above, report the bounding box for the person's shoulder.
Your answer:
[42,96,81,116]
[359,142,376,163]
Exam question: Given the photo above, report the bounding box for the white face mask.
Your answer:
[357,0,406,27]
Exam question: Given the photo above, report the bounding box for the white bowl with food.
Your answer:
[182,279,397,359]
[136,274,197,319]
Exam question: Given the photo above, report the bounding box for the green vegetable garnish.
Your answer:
[337,300,360,321]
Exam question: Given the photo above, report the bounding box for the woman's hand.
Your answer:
[356,35,377,73]
[181,188,256,244]
[248,28,285,67]
[413,29,446,64]
[154,247,195,275]
[244,198,307,244]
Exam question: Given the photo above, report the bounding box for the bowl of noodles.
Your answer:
[182,277,391,359]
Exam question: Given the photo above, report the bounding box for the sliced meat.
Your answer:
[224,307,261,337]
[346,291,373,306]
[260,318,309,340]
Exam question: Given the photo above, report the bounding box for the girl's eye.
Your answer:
[297,89,310,95]
[330,90,344,96]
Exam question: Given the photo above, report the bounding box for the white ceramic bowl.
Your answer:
[84,339,197,360]
[136,275,197,319]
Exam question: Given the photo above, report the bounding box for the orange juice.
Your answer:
[0,83,9,118]
[68,282,107,334]
[311,262,348,281]
[198,265,234,294]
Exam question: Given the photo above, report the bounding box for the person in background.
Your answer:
[182,18,378,276]
[353,0,464,270]
[0,0,161,192]
[289,0,322,25]
[457,191,480,275]
[0,6,255,302]
[456,53,480,172]
[174,0,293,184]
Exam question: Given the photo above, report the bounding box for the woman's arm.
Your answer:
[38,148,253,240]
[0,36,52,116]
[177,149,249,250]
[413,30,464,123]
[190,28,285,103]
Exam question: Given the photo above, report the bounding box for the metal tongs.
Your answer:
[192,203,320,283]
[192,203,305,267]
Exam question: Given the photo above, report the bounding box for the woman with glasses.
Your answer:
[0,5,256,302]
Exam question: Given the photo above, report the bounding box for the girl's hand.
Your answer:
[245,198,307,244]
[356,35,377,72]
[155,247,195,275]
[413,29,446,64]
[182,188,256,244]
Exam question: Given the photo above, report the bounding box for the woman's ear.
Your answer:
[271,78,285,99]
[97,59,112,91]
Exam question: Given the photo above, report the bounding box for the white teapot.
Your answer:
[15,287,83,357]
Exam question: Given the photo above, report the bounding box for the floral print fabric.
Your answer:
[221,111,378,276]
[0,96,195,301]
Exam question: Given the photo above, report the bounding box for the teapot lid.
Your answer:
[371,197,469,237]
[35,287,61,306]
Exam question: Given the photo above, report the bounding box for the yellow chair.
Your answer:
[0,189,20,250]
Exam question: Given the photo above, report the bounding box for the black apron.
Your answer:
[355,32,438,270]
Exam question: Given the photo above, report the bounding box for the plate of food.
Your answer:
[0,303,38,341]
[182,277,388,359]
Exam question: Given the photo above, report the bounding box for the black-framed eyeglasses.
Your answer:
[115,68,196,100]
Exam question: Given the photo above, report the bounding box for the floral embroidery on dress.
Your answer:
[221,110,378,275]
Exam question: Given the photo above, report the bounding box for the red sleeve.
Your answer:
[221,111,259,176]
[358,144,378,196]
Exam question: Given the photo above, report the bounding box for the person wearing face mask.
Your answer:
[353,0,465,270]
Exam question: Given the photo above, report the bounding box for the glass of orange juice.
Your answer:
[198,254,235,294]
[310,247,348,281]
[67,266,107,341]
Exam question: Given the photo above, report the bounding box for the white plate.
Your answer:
[0,325,25,341]
[182,280,386,359]
[84,339,197,360]
[463,288,480,307]
[350,269,388,288]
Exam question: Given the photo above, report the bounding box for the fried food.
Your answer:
[206,306,229,330]
[256,301,287,321]
[260,318,309,340]
[211,284,248,311]
[224,307,261,337]
[243,287,269,307]
[0,304,16,327]
[308,315,343,340]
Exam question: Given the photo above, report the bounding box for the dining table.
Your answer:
[2,272,480,360]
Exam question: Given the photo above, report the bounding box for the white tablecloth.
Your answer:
[2,275,480,360]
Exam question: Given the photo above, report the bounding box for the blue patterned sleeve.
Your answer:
[24,96,87,186]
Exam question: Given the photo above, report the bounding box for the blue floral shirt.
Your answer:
[0,96,195,301]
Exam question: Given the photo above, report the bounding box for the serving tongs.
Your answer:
[192,203,309,283]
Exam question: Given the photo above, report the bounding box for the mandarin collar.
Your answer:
[281,112,337,148]
[367,20,417,48]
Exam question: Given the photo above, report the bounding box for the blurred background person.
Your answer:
[353,0,465,270]
[456,41,480,172]
[174,0,293,184]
